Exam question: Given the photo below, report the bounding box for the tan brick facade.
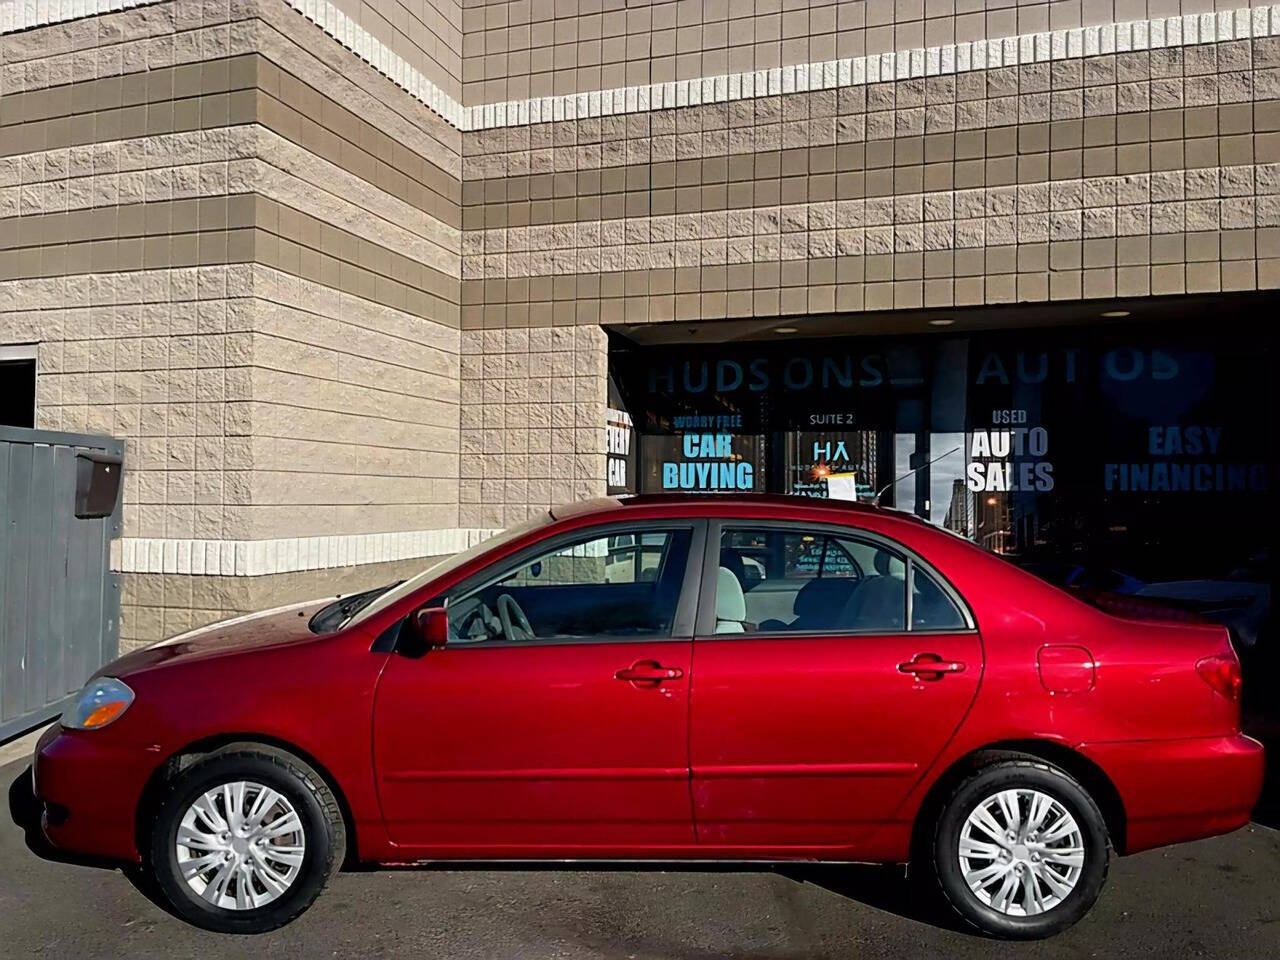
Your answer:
[2,0,463,645]
[3,0,1278,648]
[460,0,1197,103]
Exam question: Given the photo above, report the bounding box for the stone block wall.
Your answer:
[1,0,466,647]
[4,0,1280,649]
[459,34,1280,317]
[333,0,464,102]
[457,0,1274,102]
[458,322,607,528]
[454,10,1280,558]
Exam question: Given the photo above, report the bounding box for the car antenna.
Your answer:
[872,445,962,507]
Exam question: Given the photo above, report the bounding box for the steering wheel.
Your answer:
[496,593,535,642]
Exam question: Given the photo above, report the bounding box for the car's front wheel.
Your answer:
[930,759,1110,939]
[145,745,345,933]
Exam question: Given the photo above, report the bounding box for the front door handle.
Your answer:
[898,653,966,680]
[615,660,684,685]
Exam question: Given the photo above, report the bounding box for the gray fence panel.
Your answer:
[48,445,74,703]
[0,427,122,742]
[2,442,33,725]
[0,442,11,724]
[26,446,53,714]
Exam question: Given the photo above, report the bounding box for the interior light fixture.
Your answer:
[928,318,956,326]
[1100,310,1131,318]
[775,326,799,334]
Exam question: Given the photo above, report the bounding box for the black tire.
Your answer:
[144,745,345,933]
[930,759,1110,939]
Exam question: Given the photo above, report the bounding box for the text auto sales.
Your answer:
[967,427,1055,492]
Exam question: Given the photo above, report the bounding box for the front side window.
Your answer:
[445,528,692,644]
[717,528,906,634]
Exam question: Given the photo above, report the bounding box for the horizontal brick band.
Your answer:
[0,0,163,36]
[0,128,458,275]
[0,53,462,226]
[457,223,1280,328]
[292,2,1280,131]
[461,161,1280,282]
[281,0,465,128]
[460,110,1280,232]
[13,3,1280,134]
[113,527,499,576]
[0,193,459,321]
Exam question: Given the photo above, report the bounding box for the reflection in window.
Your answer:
[786,430,880,500]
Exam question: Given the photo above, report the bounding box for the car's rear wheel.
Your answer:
[930,759,1110,939]
[145,746,344,933]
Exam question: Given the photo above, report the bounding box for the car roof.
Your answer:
[549,493,918,523]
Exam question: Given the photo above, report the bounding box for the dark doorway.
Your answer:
[0,357,36,428]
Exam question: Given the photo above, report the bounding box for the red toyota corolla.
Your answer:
[30,495,1263,938]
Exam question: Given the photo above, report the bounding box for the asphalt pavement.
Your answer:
[2,757,1279,959]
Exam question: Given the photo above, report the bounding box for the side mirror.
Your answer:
[411,606,449,648]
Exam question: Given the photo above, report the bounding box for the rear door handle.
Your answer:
[615,660,684,684]
[898,653,966,679]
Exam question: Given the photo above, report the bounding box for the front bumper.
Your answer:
[1081,733,1265,854]
[31,723,152,863]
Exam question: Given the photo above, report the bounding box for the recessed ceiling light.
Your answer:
[928,318,955,326]
[775,326,798,334]
[1100,310,1130,318]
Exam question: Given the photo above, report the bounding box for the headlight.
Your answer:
[61,677,135,730]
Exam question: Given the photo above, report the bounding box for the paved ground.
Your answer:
[3,757,1279,960]
[0,723,51,768]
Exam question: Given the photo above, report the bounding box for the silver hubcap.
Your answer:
[175,780,306,910]
[958,788,1085,916]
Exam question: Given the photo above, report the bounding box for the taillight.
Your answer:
[1195,653,1242,702]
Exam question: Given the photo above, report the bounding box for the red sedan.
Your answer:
[31,495,1264,938]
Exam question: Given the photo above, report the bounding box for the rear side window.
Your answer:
[910,566,968,631]
[717,528,906,634]
[720,529,864,587]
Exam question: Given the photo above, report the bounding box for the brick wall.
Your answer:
[454,15,1280,560]
[335,0,464,102]
[4,0,1279,649]
[458,0,1267,102]
[1,0,465,646]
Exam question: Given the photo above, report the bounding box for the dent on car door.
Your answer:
[371,523,703,853]
[691,523,983,849]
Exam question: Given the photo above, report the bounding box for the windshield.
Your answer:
[309,582,402,634]
[344,512,554,628]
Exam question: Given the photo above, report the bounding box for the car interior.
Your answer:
[711,531,903,633]
[437,525,967,644]
[444,529,693,643]
[713,530,967,634]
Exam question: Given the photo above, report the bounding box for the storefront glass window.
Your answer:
[609,324,1273,626]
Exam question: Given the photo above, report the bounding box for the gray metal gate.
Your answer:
[0,426,123,742]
